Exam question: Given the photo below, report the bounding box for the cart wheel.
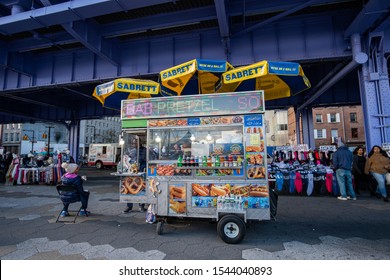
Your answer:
[217,215,246,244]
[156,221,164,235]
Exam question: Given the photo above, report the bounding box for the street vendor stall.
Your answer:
[116,90,271,244]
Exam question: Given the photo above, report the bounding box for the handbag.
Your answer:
[385,172,390,185]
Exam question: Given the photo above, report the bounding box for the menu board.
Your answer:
[244,114,266,180]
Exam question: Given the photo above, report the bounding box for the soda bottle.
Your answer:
[215,155,220,167]
[207,156,212,167]
[190,155,195,167]
[228,154,233,167]
[211,156,216,167]
[233,156,237,167]
[219,155,224,167]
[177,155,183,167]
[202,155,207,167]
[195,156,199,167]
[237,155,242,166]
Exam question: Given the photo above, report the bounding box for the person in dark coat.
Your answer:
[60,162,90,217]
[333,141,356,201]
[352,146,367,195]
[4,152,12,175]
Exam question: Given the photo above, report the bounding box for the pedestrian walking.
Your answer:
[364,145,390,202]
[333,141,356,201]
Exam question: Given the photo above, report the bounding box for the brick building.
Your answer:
[287,106,365,148]
[312,106,365,147]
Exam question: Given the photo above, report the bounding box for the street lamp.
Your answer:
[42,126,54,156]
[22,130,35,153]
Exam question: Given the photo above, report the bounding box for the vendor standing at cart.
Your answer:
[169,144,183,159]
[123,140,147,213]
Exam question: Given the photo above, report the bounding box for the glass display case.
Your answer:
[147,123,246,178]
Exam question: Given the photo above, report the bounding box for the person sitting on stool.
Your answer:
[61,162,90,217]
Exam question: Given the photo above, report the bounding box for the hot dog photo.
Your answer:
[169,185,186,199]
[192,184,210,196]
[191,182,269,208]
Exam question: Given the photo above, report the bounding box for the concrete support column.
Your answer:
[300,107,315,149]
[68,120,80,164]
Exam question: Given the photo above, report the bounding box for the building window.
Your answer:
[15,133,20,142]
[277,124,288,131]
[315,114,323,123]
[10,133,14,141]
[351,128,358,138]
[314,129,327,139]
[350,112,357,122]
[327,113,340,123]
[4,133,8,142]
[331,129,338,138]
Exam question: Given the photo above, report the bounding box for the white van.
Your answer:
[87,143,121,169]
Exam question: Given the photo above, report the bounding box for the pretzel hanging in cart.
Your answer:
[121,176,146,195]
[247,166,266,179]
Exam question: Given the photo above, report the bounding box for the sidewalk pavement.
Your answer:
[1,179,390,260]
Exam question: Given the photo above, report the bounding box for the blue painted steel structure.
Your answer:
[0,0,390,160]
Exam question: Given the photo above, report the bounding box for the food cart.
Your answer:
[117,90,270,244]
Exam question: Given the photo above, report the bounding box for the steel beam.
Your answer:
[0,0,173,34]
[62,20,120,67]
[233,0,322,37]
[214,0,230,56]
[344,0,390,38]
[359,32,390,149]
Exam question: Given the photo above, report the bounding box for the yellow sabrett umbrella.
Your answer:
[216,60,311,100]
[159,58,233,96]
[92,78,160,110]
